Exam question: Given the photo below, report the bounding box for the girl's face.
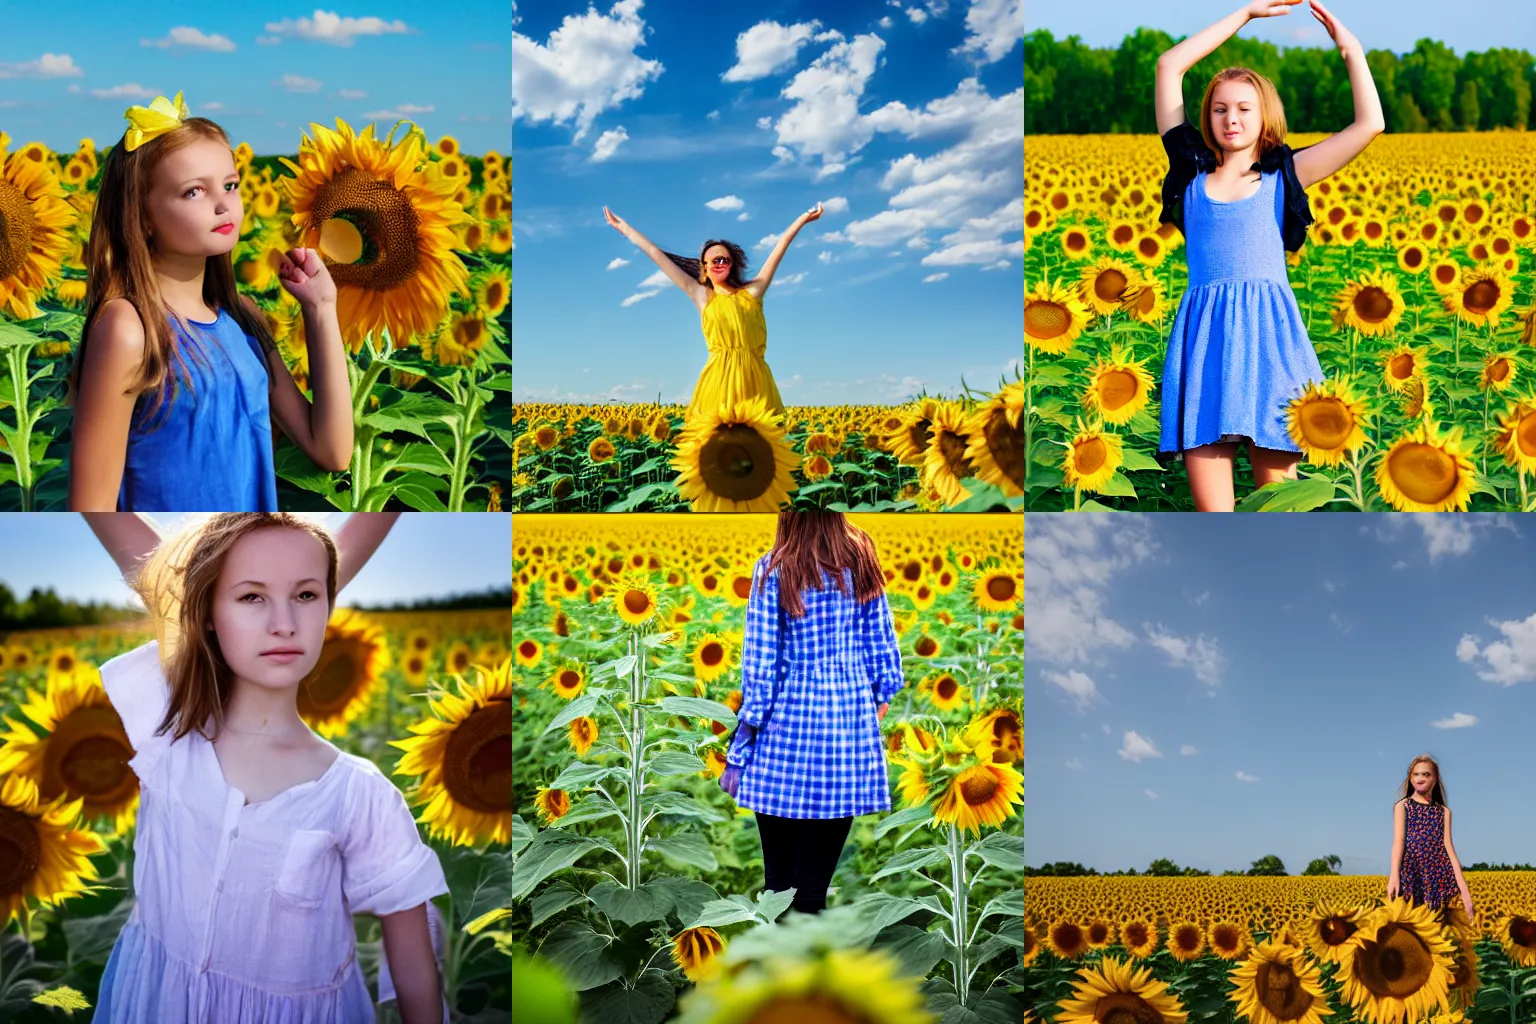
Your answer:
[210,527,331,690]
[1210,81,1262,153]
[703,244,733,285]
[1411,762,1436,793]
[146,136,243,259]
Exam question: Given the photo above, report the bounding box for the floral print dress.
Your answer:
[1399,798,1458,910]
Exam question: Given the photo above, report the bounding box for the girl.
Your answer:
[718,511,906,915]
[1154,0,1385,511]
[83,512,449,1023]
[67,91,354,512]
[602,202,824,421]
[1387,754,1475,919]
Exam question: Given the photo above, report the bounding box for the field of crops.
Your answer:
[509,513,1023,1024]
[0,122,511,511]
[509,376,1024,513]
[1024,132,1536,511]
[0,607,511,1020]
[1025,875,1536,1024]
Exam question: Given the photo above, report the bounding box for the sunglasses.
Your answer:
[706,256,732,267]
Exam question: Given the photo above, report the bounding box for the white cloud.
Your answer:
[820,195,849,215]
[512,0,664,142]
[768,33,886,171]
[737,211,751,221]
[1145,789,1159,800]
[1372,513,1518,561]
[1144,624,1224,686]
[706,195,745,211]
[922,272,948,283]
[907,7,930,24]
[1457,613,1536,685]
[1191,591,1210,606]
[590,126,629,162]
[1180,744,1199,756]
[1236,771,1260,783]
[722,20,842,82]
[363,103,434,120]
[606,257,631,270]
[621,290,661,307]
[141,27,236,51]
[1433,712,1478,729]
[0,53,83,79]
[775,271,808,286]
[1119,731,1161,763]
[88,83,159,99]
[337,88,367,99]
[262,11,411,46]
[755,233,782,250]
[201,102,225,112]
[1065,758,1082,770]
[1025,516,1155,667]
[1329,612,1353,634]
[953,0,1024,64]
[707,109,720,121]
[879,16,894,29]
[1042,669,1099,712]
[276,74,323,93]
[817,251,834,263]
[636,270,669,289]
[1393,559,1409,569]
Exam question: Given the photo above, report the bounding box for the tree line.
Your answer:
[0,583,140,632]
[1026,30,1535,135]
[1027,856,1536,876]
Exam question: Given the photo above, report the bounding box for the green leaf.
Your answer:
[543,692,604,736]
[61,899,134,963]
[511,813,535,855]
[873,804,936,842]
[1119,448,1164,472]
[443,846,512,929]
[511,832,605,902]
[873,924,949,978]
[580,972,675,1024]
[655,696,737,725]
[687,897,761,929]
[389,470,450,511]
[974,888,1023,925]
[1095,470,1136,497]
[647,876,721,926]
[966,831,1024,874]
[642,789,726,824]
[612,654,638,680]
[539,920,624,991]
[630,455,669,476]
[0,320,45,350]
[605,481,680,512]
[849,893,929,939]
[1236,474,1340,512]
[586,879,675,927]
[967,932,1018,968]
[754,888,795,924]
[870,846,947,883]
[644,832,718,872]
[378,441,453,478]
[551,797,623,827]
[531,880,587,928]
[647,751,706,776]
[549,761,626,791]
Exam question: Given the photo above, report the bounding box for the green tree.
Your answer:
[1399,38,1462,130]
[1458,80,1481,130]
[1114,28,1179,134]
[1303,855,1343,876]
[1248,855,1287,876]
[1146,858,1184,876]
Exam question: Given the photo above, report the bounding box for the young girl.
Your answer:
[66,91,354,512]
[1387,754,1475,919]
[1154,0,1385,511]
[83,512,449,1023]
[601,203,824,420]
[718,511,906,915]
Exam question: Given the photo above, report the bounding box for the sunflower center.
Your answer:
[1125,923,1149,946]
[1113,225,1135,245]
[1214,927,1239,952]
[1097,369,1139,411]
[303,645,363,713]
[959,770,999,806]
[310,168,421,290]
[1094,269,1128,301]
[915,636,937,656]
[1321,919,1355,945]
[622,589,651,615]
[47,705,134,804]
[698,424,777,501]
[1299,397,1353,449]
[1387,442,1458,505]
[1025,300,1069,340]
[1357,924,1433,997]
[1138,237,1158,258]
[442,699,511,814]
[1389,353,1415,379]
[0,179,38,280]
[1088,922,1111,943]
[700,642,723,667]
[0,806,42,898]
[1404,248,1423,268]
[743,994,868,1024]
[936,676,957,700]
[1488,358,1510,383]
[1256,961,1312,1019]
[1097,994,1163,1024]
[1074,436,1107,475]
[1353,286,1394,323]
[732,576,752,600]
[986,576,1017,603]
[518,640,538,659]
[1175,927,1201,951]
[1463,280,1500,315]
[937,429,974,480]
[1511,917,1536,946]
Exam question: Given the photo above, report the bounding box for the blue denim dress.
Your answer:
[116,307,279,512]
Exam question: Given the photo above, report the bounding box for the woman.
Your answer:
[602,203,823,420]
[719,510,907,915]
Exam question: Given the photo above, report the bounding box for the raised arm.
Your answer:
[1155,1,1302,136]
[1290,0,1385,189]
[603,207,708,308]
[751,203,822,299]
[331,512,402,595]
[81,513,163,585]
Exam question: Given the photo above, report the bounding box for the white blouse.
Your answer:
[95,640,449,1023]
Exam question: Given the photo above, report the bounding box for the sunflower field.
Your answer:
[1025,875,1536,1023]
[1024,131,1536,511]
[0,606,511,1020]
[0,121,511,512]
[509,376,1024,513]
[509,514,1024,1024]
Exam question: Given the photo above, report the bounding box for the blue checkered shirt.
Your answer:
[726,552,907,819]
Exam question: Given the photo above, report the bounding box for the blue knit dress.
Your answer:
[1157,167,1324,463]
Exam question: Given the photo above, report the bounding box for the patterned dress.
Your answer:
[1399,798,1458,909]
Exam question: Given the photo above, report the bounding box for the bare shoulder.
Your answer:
[82,298,147,380]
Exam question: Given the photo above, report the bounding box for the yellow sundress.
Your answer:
[685,286,785,420]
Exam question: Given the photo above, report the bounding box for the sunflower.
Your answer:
[1082,347,1155,426]
[421,310,492,367]
[1059,224,1092,260]
[973,567,1019,612]
[1519,305,1536,346]
[566,715,597,758]
[533,786,568,825]
[962,707,1021,764]
[588,436,617,463]
[1076,256,1139,315]
[609,570,661,627]
[0,663,139,834]
[1428,256,1462,293]
[1446,933,1480,1010]
[1396,242,1429,275]
[548,664,585,700]
[1479,353,1516,394]
[911,631,941,658]
[1085,918,1117,949]
[1304,901,1370,964]
[0,149,76,319]
[1120,919,1159,959]
[920,401,978,506]
[1401,376,1428,419]
[390,659,510,846]
[919,672,968,712]
[894,756,929,807]
[279,119,470,352]
[444,640,475,676]
[1049,920,1091,959]
[1493,400,1536,473]
[1382,346,1422,393]
[1334,270,1406,336]
[1062,420,1123,493]
[0,774,108,927]
[672,926,726,983]
[1208,920,1251,960]
[1025,276,1092,354]
[671,395,801,512]
[930,760,1023,834]
[514,637,542,668]
[1286,378,1369,467]
[1057,957,1188,1024]
[297,609,390,738]
[473,264,510,318]
[1132,231,1167,268]
[1229,941,1332,1024]
[1500,915,1536,967]
[691,632,731,683]
[1442,264,1515,328]
[1168,921,1206,961]
[674,947,932,1024]
[1119,277,1170,324]
[1376,420,1475,512]
[1337,899,1455,1024]
[961,380,1023,496]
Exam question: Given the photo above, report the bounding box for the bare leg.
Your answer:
[1249,445,1303,490]
[1183,442,1240,512]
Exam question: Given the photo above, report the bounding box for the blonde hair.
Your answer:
[130,514,338,743]
[1198,67,1288,167]
[1396,753,1448,806]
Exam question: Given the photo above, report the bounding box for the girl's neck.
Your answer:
[221,678,310,739]
[155,251,215,321]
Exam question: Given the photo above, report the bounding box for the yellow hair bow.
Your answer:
[122,91,190,152]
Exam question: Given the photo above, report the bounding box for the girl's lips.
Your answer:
[261,651,301,663]
[213,224,235,234]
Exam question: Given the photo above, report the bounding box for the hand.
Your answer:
[801,202,824,224]
[1386,874,1399,900]
[1245,0,1302,18]
[877,702,889,722]
[603,206,632,238]
[1308,0,1361,57]
[719,766,741,799]
[278,247,336,309]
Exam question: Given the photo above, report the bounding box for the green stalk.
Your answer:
[627,630,646,891]
[947,824,971,1007]
[1023,345,1034,509]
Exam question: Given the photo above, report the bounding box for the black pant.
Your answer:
[754,813,854,915]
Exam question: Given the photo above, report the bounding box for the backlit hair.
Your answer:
[1198,67,1288,168]
[758,511,886,619]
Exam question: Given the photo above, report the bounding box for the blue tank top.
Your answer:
[117,307,279,512]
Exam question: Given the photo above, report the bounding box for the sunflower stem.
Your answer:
[946,823,971,1007]
[627,630,647,891]
[1023,345,1034,510]
[1522,467,1530,512]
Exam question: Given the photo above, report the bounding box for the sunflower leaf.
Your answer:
[965,832,1024,873]
[611,654,638,679]
[655,696,737,725]
[754,888,795,924]
[873,804,937,842]
[510,814,535,855]
[973,888,1024,925]
[846,893,928,939]
[641,790,726,824]
[587,880,675,928]
[872,923,949,979]
[646,876,721,926]
[550,761,626,791]
[686,898,761,929]
[539,920,624,991]
[511,832,605,903]
[644,832,718,872]
[645,751,706,776]
[552,797,623,828]
[580,971,675,1024]
[543,693,602,735]
[530,881,587,929]
[869,846,947,883]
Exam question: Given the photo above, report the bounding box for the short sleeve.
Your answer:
[341,767,448,917]
[97,640,174,783]
[860,587,906,705]
[736,557,781,730]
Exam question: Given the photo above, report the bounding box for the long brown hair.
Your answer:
[662,238,751,291]
[1396,753,1448,806]
[129,514,338,743]
[66,117,276,425]
[757,511,886,619]
[1198,67,1288,168]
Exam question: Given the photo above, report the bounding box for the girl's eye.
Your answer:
[184,187,202,198]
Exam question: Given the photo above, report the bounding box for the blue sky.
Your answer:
[0,513,511,608]
[0,3,507,154]
[1027,0,1521,55]
[1026,514,1536,875]
[511,0,1024,406]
